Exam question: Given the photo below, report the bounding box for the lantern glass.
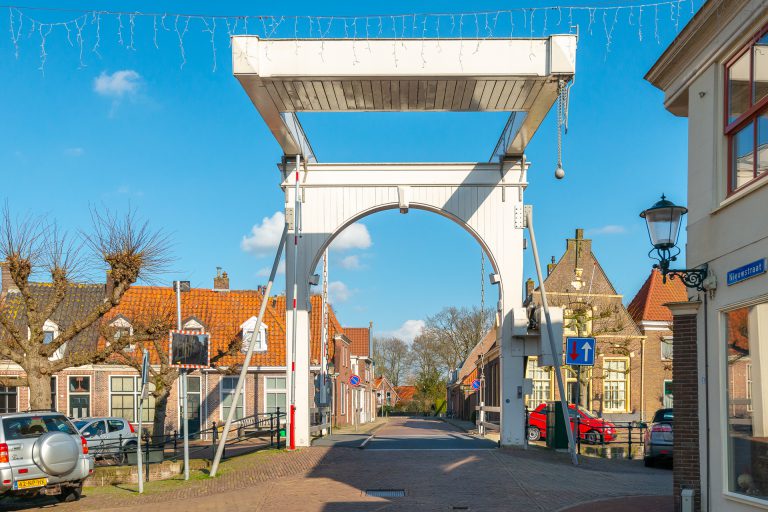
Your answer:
[640,196,688,250]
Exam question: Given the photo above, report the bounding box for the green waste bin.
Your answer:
[545,401,569,450]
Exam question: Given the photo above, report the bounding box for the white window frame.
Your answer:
[525,357,552,408]
[33,320,65,361]
[183,318,205,332]
[263,375,286,414]
[340,383,346,415]
[108,316,135,351]
[661,337,673,361]
[220,376,246,420]
[603,358,629,412]
[0,385,18,414]
[109,375,155,424]
[66,375,92,419]
[663,379,673,409]
[240,317,268,353]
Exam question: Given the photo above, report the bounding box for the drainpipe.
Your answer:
[640,337,645,422]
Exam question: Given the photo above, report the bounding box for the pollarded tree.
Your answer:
[372,336,410,387]
[0,207,169,410]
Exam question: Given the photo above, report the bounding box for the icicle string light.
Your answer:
[2,1,701,72]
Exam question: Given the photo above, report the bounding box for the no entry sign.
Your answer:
[349,374,361,387]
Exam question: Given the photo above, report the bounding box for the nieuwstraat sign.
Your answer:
[727,259,766,286]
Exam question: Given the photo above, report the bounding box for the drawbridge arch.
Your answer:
[231,35,576,448]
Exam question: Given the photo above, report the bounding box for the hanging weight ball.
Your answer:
[555,167,565,180]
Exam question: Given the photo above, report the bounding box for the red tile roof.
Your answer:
[102,287,340,368]
[343,327,370,357]
[394,385,416,402]
[627,269,688,323]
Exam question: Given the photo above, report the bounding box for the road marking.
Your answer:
[359,434,375,449]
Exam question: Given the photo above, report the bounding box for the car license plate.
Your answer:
[13,477,47,490]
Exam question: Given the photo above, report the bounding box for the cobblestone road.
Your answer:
[8,416,671,512]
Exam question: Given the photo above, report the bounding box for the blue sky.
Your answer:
[0,1,693,341]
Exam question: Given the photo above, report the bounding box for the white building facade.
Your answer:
[647,1,768,510]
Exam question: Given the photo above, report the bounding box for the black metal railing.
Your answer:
[571,416,648,459]
[84,409,285,480]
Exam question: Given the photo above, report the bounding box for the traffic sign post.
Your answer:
[137,349,150,494]
[565,337,596,366]
[566,337,595,411]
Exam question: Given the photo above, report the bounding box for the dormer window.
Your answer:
[109,315,134,352]
[240,317,268,353]
[183,317,205,333]
[39,320,64,361]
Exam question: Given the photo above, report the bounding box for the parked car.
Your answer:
[527,403,617,444]
[73,417,138,462]
[644,408,673,467]
[0,411,93,502]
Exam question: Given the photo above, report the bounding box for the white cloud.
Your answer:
[242,212,285,257]
[256,260,285,277]
[587,224,626,235]
[382,319,425,344]
[328,281,353,303]
[64,147,84,157]
[331,223,372,251]
[93,70,141,98]
[339,255,363,270]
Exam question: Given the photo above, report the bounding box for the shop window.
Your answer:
[725,304,768,499]
[726,30,768,194]
[603,359,628,412]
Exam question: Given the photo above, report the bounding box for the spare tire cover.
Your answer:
[32,432,79,476]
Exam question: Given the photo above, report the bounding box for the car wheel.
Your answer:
[585,430,600,445]
[527,426,541,442]
[644,456,655,468]
[120,442,137,465]
[55,483,83,503]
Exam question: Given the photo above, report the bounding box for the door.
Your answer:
[69,395,90,419]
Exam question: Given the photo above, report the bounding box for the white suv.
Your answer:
[0,411,94,502]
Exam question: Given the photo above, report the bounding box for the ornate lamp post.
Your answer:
[640,195,708,290]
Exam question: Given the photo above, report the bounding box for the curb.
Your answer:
[439,417,477,434]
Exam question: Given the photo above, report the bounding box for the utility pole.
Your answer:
[174,280,190,481]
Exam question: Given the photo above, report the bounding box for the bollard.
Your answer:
[144,433,150,483]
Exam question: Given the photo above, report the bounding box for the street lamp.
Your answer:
[640,195,708,290]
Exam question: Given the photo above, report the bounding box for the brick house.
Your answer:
[374,375,399,413]
[626,269,687,417]
[0,266,349,438]
[449,229,660,424]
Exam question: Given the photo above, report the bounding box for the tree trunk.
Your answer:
[27,371,52,411]
[152,387,171,437]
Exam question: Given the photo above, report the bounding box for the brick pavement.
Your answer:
[10,416,671,512]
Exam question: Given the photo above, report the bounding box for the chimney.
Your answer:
[547,256,556,276]
[213,267,229,291]
[567,228,592,267]
[105,269,115,299]
[575,228,584,240]
[0,261,17,294]
[525,278,535,301]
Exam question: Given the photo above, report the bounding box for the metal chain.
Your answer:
[557,79,564,169]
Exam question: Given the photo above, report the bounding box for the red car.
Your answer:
[527,403,616,444]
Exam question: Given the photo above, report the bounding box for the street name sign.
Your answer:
[349,374,361,387]
[727,258,766,286]
[565,337,596,366]
[471,379,481,390]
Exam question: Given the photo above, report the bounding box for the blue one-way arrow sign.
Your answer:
[565,337,596,366]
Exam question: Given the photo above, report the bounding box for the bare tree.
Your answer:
[423,306,492,373]
[109,297,246,435]
[372,336,410,386]
[0,207,170,410]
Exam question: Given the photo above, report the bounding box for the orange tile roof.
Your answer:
[343,327,370,357]
[394,385,416,402]
[102,287,340,368]
[272,294,344,363]
[627,269,688,323]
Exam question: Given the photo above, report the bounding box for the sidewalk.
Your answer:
[330,416,388,436]
[440,416,477,433]
[559,495,673,512]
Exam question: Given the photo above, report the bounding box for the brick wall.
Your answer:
[668,302,701,512]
